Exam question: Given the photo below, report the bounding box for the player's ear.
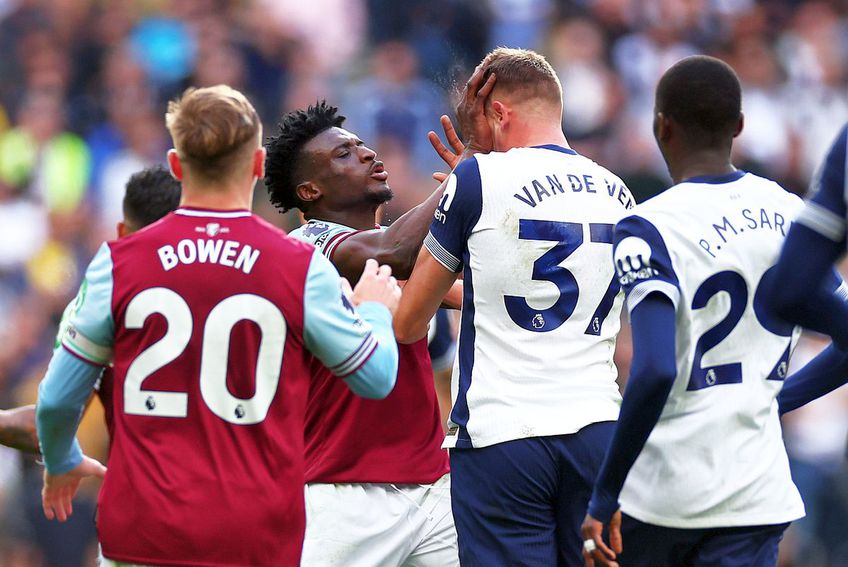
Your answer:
[253,147,266,178]
[296,181,321,204]
[733,112,744,139]
[654,112,672,143]
[167,149,183,181]
[117,221,128,239]
[492,100,508,126]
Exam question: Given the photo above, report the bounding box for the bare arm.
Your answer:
[0,405,39,453]
[331,184,451,283]
[441,280,463,310]
[394,247,460,343]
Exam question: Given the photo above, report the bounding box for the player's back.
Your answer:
[433,145,633,449]
[614,171,806,528]
[99,208,315,566]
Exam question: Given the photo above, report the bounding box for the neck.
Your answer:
[667,148,736,185]
[500,121,570,151]
[179,179,255,211]
[307,203,378,230]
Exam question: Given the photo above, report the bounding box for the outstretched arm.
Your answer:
[330,179,454,283]
[582,294,677,566]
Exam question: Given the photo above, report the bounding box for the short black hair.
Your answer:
[265,101,345,213]
[123,165,181,229]
[656,55,741,145]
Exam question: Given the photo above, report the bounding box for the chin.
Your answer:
[367,185,394,206]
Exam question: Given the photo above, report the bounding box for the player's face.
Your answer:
[303,127,393,208]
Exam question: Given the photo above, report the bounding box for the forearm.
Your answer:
[373,184,447,278]
[0,406,39,453]
[395,248,459,343]
[333,183,451,284]
[589,295,677,522]
[37,349,103,474]
[341,302,399,398]
[779,344,848,414]
[440,280,463,310]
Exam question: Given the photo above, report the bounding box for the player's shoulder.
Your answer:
[475,145,627,188]
[247,215,315,255]
[290,219,351,240]
[746,172,803,206]
[289,219,360,255]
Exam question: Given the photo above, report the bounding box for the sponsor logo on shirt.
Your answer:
[194,223,230,237]
[614,236,657,286]
[303,222,331,238]
[434,175,457,224]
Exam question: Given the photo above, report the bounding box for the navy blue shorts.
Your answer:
[449,421,615,567]
[617,513,790,567]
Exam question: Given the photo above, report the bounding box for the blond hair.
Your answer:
[165,85,261,183]
[480,48,562,107]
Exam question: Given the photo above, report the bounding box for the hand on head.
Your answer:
[455,65,497,153]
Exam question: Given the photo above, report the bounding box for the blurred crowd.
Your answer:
[1,0,847,565]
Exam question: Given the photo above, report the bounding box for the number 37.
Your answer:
[505,219,619,335]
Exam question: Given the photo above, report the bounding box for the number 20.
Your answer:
[124,288,286,424]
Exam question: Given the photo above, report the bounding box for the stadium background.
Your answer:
[0,0,846,565]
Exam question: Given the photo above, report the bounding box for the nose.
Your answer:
[359,145,377,162]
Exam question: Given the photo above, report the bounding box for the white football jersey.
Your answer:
[613,170,806,528]
[425,145,633,449]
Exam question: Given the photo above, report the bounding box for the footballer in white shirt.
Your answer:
[581,55,848,567]
[396,48,633,566]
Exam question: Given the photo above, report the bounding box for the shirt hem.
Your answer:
[305,468,450,486]
[101,551,256,567]
[620,506,805,529]
[447,414,620,449]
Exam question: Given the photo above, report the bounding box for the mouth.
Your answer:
[370,161,389,181]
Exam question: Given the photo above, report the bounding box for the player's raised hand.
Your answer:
[42,455,107,522]
[581,511,622,567]
[0,405,39,453]
[352,259,402,315]
[429,114,465,173]
[455,64,497,153]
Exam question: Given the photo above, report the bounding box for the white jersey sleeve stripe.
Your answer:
[62,328,113,366]
[61,242,115,366]
[795,201,846,242]
[327,333,376,376]
[424,232,462,273]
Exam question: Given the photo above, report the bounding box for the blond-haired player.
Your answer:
[396,49,634,565]
[36,85,401,566]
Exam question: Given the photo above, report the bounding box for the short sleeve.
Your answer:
[613,215,681,313]
[291,221,359,260]
[424,158,483,273]
[61,243,115,366]
[796,125,848,243]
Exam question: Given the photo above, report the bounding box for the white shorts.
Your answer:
[301,473,458,567]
